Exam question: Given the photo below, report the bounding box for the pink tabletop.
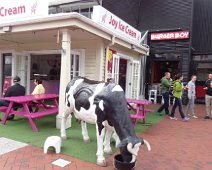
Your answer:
[127,98,152,105]
[0,94,59,103]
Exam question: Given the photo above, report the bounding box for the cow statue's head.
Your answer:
[118,136,151,163]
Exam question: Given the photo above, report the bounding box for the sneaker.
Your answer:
[187,114,191,117]
[192,115,198,119]
[204,116,210,119]
[170,116,178,120]
[183,117,190,121]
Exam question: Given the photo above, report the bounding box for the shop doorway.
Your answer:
[152,61,179,83]
[0,53,30,95]
[110,54,140,99]
[119,58,127,92]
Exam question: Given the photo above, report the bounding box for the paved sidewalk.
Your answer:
[0,104,211,170]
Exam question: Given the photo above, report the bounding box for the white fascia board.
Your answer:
[0,13,149,55]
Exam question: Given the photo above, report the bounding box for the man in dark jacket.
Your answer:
[204,73,212,119]
[0,76,25,120]
[157,72,172,115]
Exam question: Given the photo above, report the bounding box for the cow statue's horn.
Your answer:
[143,139,151,151]
[127,142,141,156]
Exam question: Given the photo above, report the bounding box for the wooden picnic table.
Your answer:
[127,98,152,128]
[0,94,59,132]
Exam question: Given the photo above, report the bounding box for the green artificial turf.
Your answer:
[0,111,164,163]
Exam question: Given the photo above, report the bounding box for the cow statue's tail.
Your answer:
[143,139,151,151]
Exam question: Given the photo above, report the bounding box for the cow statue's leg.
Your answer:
[112,130,120,148]
[96,125,106,166]
[61,107,72,139]
[81,121,90,143]
[103,125,113,155]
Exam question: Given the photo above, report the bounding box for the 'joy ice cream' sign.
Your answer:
[92,6,141,45]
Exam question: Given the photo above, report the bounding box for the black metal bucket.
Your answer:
[113,154,136,170]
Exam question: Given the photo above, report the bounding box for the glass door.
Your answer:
[131,61,140,99]
[127,60,140,99]
[14,52,31,94]
[70,51,84,79]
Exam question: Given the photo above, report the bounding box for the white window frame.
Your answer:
[111,54,120,84]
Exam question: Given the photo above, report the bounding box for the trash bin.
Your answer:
[113,154,136,170]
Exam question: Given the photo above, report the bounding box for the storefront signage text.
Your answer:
[0,0,48,24]
[0,6,25,17]
[108,15,137,38]
[151,31,189,41]
[92,6,141,44]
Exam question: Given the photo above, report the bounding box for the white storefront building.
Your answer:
[0,0,149,127]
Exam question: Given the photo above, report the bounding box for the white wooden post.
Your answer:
[56,29,71,129]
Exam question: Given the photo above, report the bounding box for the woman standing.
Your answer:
[170,73,190,121]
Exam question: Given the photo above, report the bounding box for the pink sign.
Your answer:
[151,31,189,41]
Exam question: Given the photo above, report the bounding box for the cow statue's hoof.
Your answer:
[61,135,67,140]
[104,148,113,155]
[83,137,90,143]
[97,159,106,167]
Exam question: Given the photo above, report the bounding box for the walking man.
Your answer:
[157,72,172,115]
[203,73,212,119]
[186,75,198,118]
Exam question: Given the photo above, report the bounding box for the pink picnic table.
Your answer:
[127,98,152,128]
[0,94,59,132]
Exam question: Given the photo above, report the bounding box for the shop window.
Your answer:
[48,0,97,19]
[31,54,61,80]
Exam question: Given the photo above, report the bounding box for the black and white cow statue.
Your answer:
[61,77,151,166]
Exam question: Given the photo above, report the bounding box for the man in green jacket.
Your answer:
[157,72,172,115]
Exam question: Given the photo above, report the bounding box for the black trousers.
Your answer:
[158,92,170,115]
[170,97,185,119]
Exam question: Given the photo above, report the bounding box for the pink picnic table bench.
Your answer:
[127,98,153,128]
[0,94,59,132]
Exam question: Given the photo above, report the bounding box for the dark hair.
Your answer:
[35,78,42,84]
[191,75,196,79]
[173,73,183,81]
